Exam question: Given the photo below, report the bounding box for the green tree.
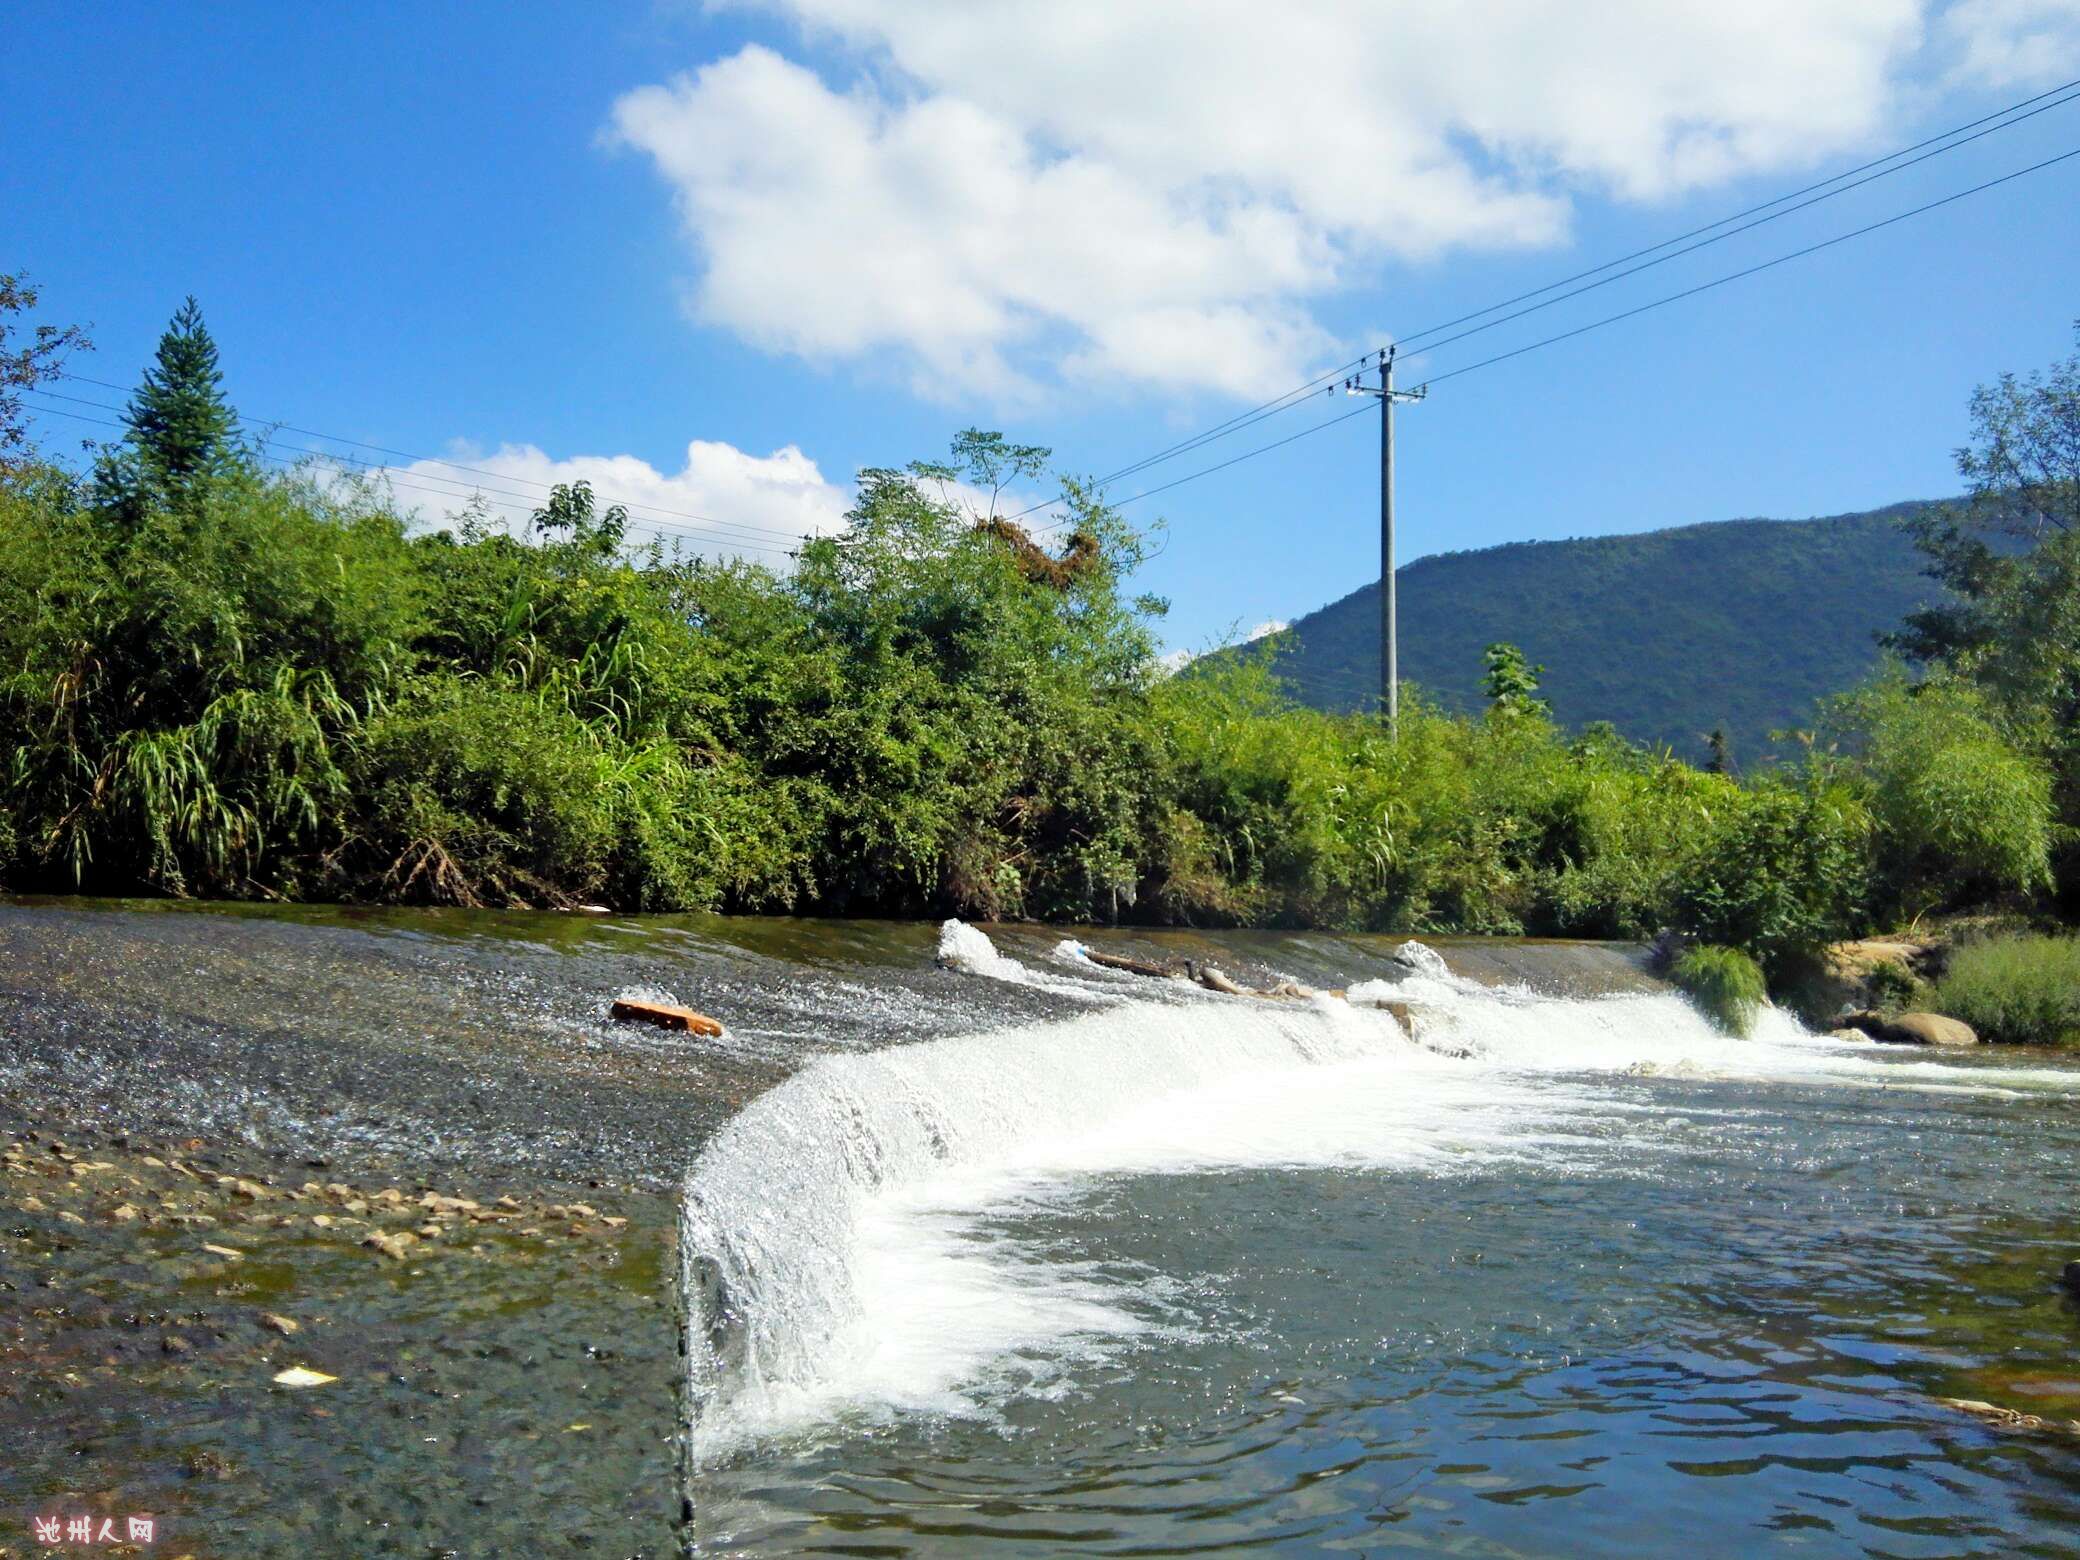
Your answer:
[1836,672,2052,918]
[1889,324,2080,904]
[1480,641,1549,717]
[95,295,244,515]
[1669,760,1872,976]
[1703,725,1735,775]
[0,273,90,478]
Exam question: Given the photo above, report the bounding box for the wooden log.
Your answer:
[609,999,724,1038]
[1081,948,1182,980]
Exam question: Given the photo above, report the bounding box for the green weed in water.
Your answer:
[1671,944,1767,1037]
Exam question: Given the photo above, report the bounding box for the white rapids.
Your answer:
[676,922,2079,1468]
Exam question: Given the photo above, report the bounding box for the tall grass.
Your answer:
[1670,944,1767,1037]
[1932,934,2080,1046]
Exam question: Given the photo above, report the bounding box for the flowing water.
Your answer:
[680,926,2080,1557]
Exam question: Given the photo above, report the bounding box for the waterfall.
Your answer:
[675,924,2072,1476]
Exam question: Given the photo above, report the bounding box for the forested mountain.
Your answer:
[1249,500,1949,764]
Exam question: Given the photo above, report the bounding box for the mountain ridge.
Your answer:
[1243,498,1950,763]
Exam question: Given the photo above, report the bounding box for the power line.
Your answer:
[1022,76,2080,512]
[1090,354,1373,487]
[1032,138,2080,528]
[1414,140,2080,391]
[1106,401,1374,511]
[1404,82,2080,362]
[1393,74,2080,350]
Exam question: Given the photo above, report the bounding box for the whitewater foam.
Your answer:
[677,926,2080,1470]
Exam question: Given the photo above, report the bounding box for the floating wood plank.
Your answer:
[609,999,724,1037]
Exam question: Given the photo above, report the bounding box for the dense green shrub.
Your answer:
[1667,766,1873,977]
[1931,934,2080,1046]
[1863,959,1920,1008]
[1670,944,1768,1037]
[1838,673,2053,915]
[2,305,2068,957]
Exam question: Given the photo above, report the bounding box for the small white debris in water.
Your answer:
[272,1366,337,1388]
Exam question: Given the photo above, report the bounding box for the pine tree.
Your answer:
[1704,724,1735,775]
[96,295,242,514]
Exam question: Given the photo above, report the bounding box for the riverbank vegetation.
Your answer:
[1932,934,2080,1047]
[3,289,2077,1030]
[1669,944,1767,1037]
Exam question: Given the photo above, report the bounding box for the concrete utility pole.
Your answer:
[1347,348,1425,733]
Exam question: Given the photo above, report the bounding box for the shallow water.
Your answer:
[683,930,2080,1556]
[8,901,2078,1555]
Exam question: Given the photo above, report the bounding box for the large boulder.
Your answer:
[1840,1009,1979,1046]
[1780,937,1936,1024]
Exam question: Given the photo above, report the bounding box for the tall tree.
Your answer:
[1481,641,1549,717]
[1888,323,2080,904]
[0,272,90,478]
[96,295,243,514]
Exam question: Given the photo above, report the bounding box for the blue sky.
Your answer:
[7,1,2080,654]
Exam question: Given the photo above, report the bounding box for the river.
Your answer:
[680,925,2080,1556]
[2,902,2077,1556]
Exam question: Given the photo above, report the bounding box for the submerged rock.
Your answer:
[1840,1010,1979,1046]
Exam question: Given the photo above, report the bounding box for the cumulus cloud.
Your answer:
[351,438,852,562]
[1940,0,2080,87]
[610,1,1959,402]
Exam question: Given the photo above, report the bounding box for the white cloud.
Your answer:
[611,1,1953,402]
[1246,618,1290,643]
[351,438,852,562]
[1940,0,2080,87]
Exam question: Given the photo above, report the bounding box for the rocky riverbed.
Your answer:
[1,1114,674,1556]
[0,899,1659,1557]
[0,900,1118,1556]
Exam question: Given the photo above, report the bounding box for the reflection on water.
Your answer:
[685,933,2080,1557]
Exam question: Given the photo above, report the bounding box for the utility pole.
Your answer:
[1346,348,1425,732]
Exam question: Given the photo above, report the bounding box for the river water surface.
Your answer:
[4,903,2078,1555]
[681,928,2080,1557]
